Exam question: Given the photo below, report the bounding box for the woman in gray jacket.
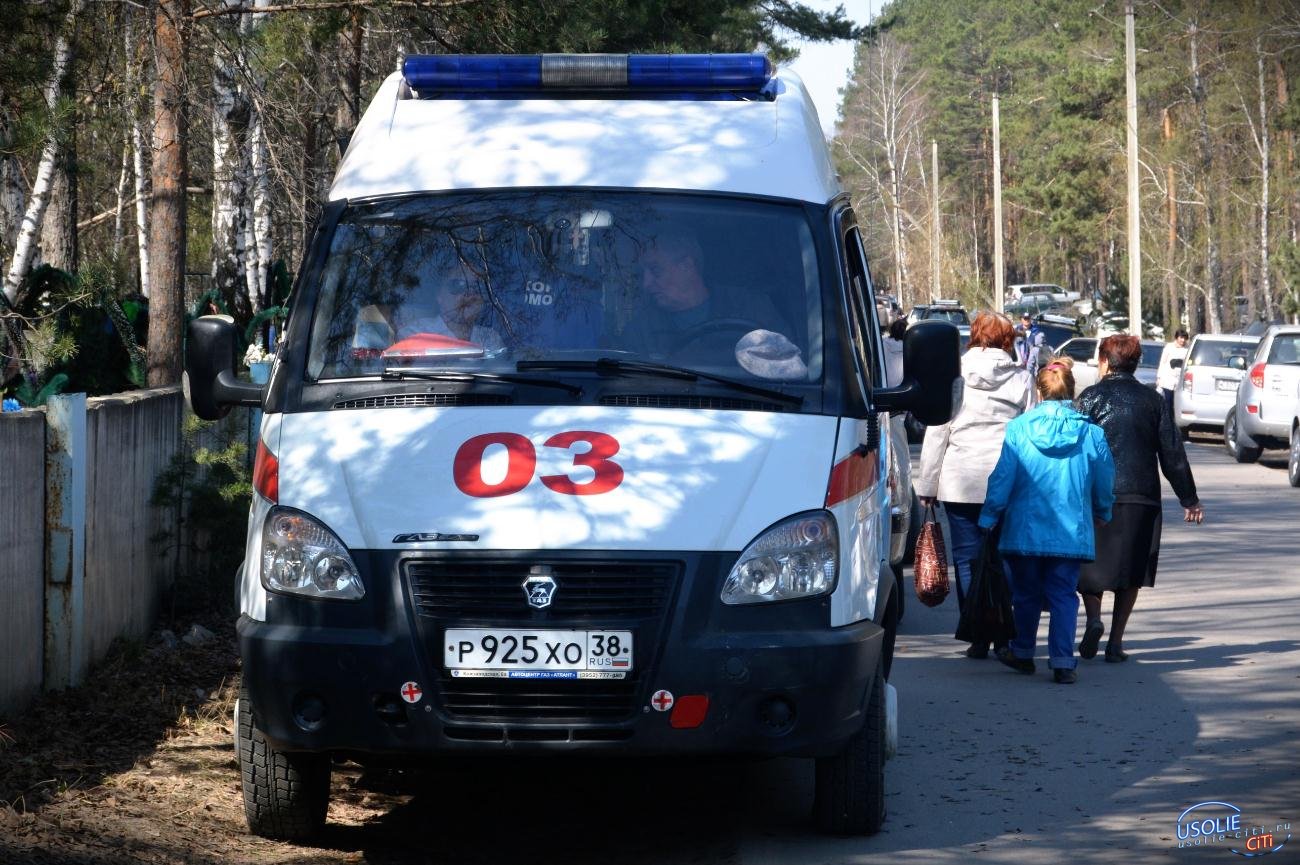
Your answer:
[916,312,1035,657]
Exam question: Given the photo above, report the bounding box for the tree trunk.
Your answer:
[211,0,249,316]
[1256,32,1273,321]
[125,4,152,298]
[0,106,25,263]
[113,135,130,258]
[2,0,83,305]
[1164,108,1178,332]
[243,0,272,314]
[1190,23,1224,333]
[147,0,190,387]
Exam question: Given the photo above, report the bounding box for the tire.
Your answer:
[1289,425,1300,489]
[890,562,906,625]
[813,661,886,836]
[237,684,331,841]
[1224,409,1262,463]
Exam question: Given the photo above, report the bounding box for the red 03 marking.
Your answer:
[453,431,624,498]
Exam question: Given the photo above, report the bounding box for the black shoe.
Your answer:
[1078,618,1105,660]
[1053,668,1078,684]
[965,643,990,659]
[1104,644,1129,663]
[995,647,1035,674]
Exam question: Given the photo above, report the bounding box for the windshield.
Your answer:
[1139,343,1163,367]
[1188,338,1257,368]
[306,192,823,385]
[1266,333,1300,364]
[924,308,969,325]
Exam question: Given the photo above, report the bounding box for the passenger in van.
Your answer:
[624,231,794,365]
[391,263,504,351]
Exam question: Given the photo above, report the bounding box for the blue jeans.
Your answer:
[942,501,984,604]
[1004,555,1080,670]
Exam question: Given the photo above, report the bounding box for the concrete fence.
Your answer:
[0,387,194,717]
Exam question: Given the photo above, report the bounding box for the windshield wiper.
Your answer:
[380,366,583,396]
[517,357,803,407]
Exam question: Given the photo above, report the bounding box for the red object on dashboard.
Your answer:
[382,333,483,359]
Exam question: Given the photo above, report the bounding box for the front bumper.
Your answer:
[240,550,883,760]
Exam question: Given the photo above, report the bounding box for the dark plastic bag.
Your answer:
[955,530,1016,645]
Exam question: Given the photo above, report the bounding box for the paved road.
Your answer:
[358,439,1298,865]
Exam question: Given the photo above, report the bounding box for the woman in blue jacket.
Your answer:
[978,360,1115,684]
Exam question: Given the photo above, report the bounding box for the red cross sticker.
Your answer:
[400,681,423,704]
[650,689,674,712]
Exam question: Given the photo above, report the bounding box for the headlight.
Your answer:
[721,511,838,605]
[261,508,364,600]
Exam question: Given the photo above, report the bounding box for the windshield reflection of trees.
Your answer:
[308,192,817,382]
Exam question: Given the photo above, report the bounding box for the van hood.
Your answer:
[274,407,840,552]
[1021,400,1090,456]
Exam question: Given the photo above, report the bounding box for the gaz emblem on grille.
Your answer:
[523,566,557,609]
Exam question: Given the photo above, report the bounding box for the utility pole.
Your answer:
[1126,0,1142,334]
[992,94,1005,312]
[931,140,940,299]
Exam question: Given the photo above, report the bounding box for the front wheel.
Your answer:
[237,684,331,841]
[1224,409,1262,463]
[1289,425,1300,488]
[813,661,886,835]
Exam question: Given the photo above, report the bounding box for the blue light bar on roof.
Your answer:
[402,53,773,94]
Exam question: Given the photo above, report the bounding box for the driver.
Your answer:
[624,231,792,360]
[392,262,504,350]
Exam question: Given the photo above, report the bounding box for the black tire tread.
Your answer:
[813,662,886,835]
[1224,410,1262,464]
[1289,427,1300,488]
[237,684,330,841]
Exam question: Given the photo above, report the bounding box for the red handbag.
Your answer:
[913,504,951,607]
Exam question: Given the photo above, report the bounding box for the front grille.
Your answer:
[599,394,788,412]
[406,560,677,621]
[334,393,511,409]
[404,558,681,724]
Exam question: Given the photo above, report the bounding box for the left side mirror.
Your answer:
[184,315,265,420]
[874,320,960,425]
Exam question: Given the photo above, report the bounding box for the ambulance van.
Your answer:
[185,53,959,840]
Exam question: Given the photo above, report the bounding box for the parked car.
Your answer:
[1173,333,1262,437]
[907,300,967,325]
[1223,325,1300,463]
[1008,282,1080,303]
[1032,312,1084,353]
[1004,293,1060,319]
[1055,337,1163,396]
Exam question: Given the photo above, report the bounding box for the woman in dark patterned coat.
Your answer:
[1075,335,1204,662]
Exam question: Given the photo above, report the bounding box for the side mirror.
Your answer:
[184,315,265,420]
[1170,358,1184,369]
[1086,357,1098,367]
[874,320,960,425]
[1227,355,1247,371]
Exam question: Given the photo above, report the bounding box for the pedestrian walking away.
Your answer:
[1155,329,1190,418]
[978,361,1115,684]
[916,312,1035,658]
[1076,334,1204,663]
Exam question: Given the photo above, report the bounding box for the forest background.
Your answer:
[1,0,1297,405]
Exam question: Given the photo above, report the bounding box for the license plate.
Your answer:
[444,628,633,680]
[1215,378,1237,391]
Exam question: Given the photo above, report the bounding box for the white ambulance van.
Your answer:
[185,53,959,840]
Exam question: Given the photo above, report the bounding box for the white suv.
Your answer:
[1174,334,1261,436]
[1225,325,1300,463]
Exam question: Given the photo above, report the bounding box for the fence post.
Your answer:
[44,392,87,690]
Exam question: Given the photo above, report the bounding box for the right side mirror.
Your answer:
[874,320,960,425]
[1170,358,1184,369]
[184,315,265,420]
[1227,355,1248,371]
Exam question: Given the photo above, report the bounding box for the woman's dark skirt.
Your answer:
[1078,502,1162,593]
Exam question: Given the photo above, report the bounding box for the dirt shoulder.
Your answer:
[0,617,409,865]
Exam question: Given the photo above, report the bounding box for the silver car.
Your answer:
[1225,325,1300,463]
[1173,334,1262,436]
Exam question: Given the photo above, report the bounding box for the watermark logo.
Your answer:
[1175,801,1291,857]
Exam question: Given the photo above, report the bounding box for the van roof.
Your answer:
[328,67,840,205]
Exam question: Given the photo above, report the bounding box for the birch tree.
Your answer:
[124,4,150,298]
[3,0,84,305]
[211,0,249,313]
